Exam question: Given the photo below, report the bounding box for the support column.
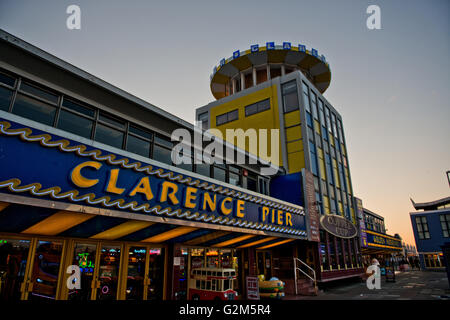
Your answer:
[325,232,331,271]
[252,66,257,87]
[240,72,245,90]
[281,65,286,76]
[266,65,271,80]
[341,238,347,269]
[232,78,237,94]
[334,235,340,270]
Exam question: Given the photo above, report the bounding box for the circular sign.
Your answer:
[320,215,357,239]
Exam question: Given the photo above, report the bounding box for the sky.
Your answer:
[0,0,449,247]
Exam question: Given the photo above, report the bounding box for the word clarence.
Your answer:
[70,161,293,227]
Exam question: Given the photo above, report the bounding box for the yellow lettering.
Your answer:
[129,176,154,200]
[70,161,102,188]
[106,169,125,194]
[271,209,276,224]
[159,181,179,205]
[286,212,292,226]
[277,210,284,225]
[236,200,245,218]
[261,207,269,222]
[184,187,198,209]
[220,197,233,215]
[202,192,216,211]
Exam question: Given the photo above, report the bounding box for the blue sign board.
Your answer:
[250,44,259,53]
[266,42,275,50]
[282,42,291,50]
[233,50,240,59]
[0,117,307,238]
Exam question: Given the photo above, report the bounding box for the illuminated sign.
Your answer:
[320,214,358,239]
[250,44,259,53]
[0,118,307,238]
[233,50,240,59]
[365,231,402,250]
[282,42,291,50]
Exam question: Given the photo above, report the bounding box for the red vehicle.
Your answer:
[188,267,238,300]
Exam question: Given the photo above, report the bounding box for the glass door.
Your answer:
[123,245,165,300]
[95,244,122,300]
[256,250,272,280]
[0,237,31,300]
[67,241,98,300]
[26,239,65,300]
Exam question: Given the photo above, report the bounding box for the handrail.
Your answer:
[293,257,316,295]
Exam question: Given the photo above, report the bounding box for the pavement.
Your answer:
[285,270,450,300]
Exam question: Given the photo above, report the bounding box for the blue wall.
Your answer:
[410,209,450,269]
[270,172,304,207]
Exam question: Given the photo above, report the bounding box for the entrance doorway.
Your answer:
[256,250,272,280]
[123,245,165,300]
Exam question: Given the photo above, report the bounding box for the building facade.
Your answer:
[196,42,364,282]
[410,196,450,271]
[358,206,403,268]
[0,30,314,300]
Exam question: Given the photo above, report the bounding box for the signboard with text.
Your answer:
[302,169,320,242]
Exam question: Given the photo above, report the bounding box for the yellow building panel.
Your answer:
[338,202,343,214]
[314,120,321,134]
[287,140,303,153]
[330,135,334,146]
[323,196,330,214]
[319,157,326,180]
[285,125,302,142]
[283,110,301,127]
[287,151,305,173]
[209,85,282,166]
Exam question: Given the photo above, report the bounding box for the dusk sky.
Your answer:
[1,0,449,246]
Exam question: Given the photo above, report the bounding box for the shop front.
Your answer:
[360,230,403,271]
[0,114,308,300]
[317,214,364,282]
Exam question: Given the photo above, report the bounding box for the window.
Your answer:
[213,165,226,182]
[57,98,95,139]
[281,81,299,113]
[0,86,13,111]
[415,216,430,239]
[318,99,325,125]
[228,166,240,186]
[12,94,57,126]
[325,106,332,133]
[258,177,269,195]
[216,109,238,126]
[0,72,16,87]
[153,136,173,165]
[325,154,334,185]
[302,82,311,112]
[20,82,59,105]
[197,112,208,130]
[309,141,318,176]
[440,215,450,237]
[247,176,257,192]
[331,113,338,139]
[126,126,152,158]
[311,91,318,119]
[195,163,211,177]
[245,99,270,116]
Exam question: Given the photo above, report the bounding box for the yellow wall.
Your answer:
[208,85,283,167]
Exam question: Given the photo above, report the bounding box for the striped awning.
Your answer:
[0,200,296,250]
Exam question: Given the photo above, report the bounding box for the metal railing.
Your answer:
[293,257,316,295]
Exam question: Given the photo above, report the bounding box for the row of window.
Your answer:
[280,79,353,219]
[0,69,270,195]
[320,231,361,270]
[415,215,450,239]
[215,98,271,126]
[364,214,386,233]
